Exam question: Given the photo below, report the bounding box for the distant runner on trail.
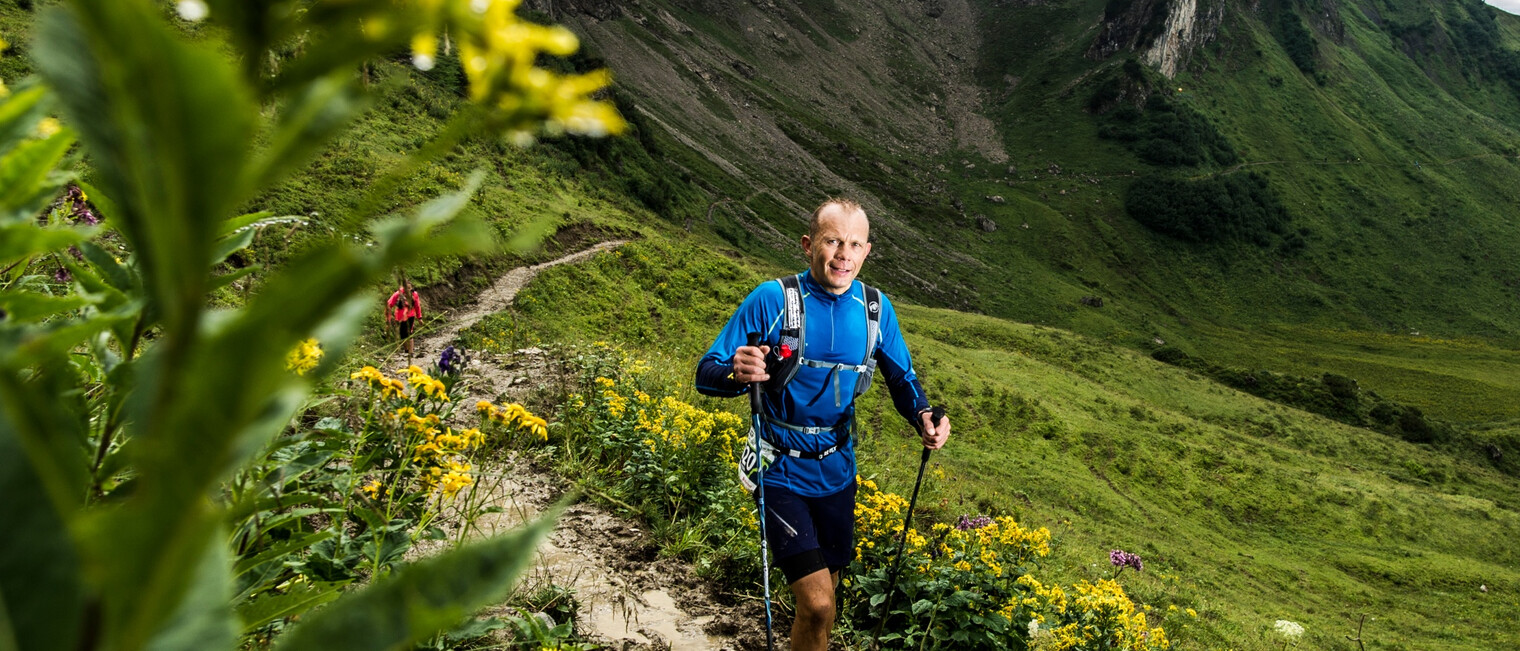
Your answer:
[388,279,423,358]
[695,198,951,650]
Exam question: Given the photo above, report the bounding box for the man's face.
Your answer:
[801,204,872,295]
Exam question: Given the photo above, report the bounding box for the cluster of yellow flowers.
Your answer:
[854,477,911,542]
[360,478,385,499]
[851,478,1168,649]
[422,459,475,499]
[392,406,441,432]
[942,516,1051,579]
[284,338,323,375]
[350,365,410,399]
[411,426,485,462]
[400,365,450,401]
[476,399,548,440]
[1009,574,1069,620]
[634,395,744,457]
[1007,577,1170,651]
[1059,580,1168,650]
[855,480,1050,578]
[603,389,628,417]
[390,406,479,500]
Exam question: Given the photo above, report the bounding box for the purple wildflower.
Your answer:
[438,345,463,375]
[64,185,100,225]
[54,266,72,283]
[1109,549,1143,574]
[956,514,993,531]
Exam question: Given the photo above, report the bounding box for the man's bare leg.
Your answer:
[790,569,839,651]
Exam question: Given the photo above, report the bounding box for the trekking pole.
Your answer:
[872,406,945,646]
[746,332,776,651]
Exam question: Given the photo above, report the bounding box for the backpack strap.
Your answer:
[778,274,804,333]
[762,275,806,394]
[852,284,882,397]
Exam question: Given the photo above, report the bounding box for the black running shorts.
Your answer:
[758,480,858,584]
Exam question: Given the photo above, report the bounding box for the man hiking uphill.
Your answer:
[695,198,951,650]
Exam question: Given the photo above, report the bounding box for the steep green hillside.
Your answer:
[461,228,1520,650]
[534,0,1520,428]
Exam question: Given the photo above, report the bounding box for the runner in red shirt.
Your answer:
[387,279,423,357]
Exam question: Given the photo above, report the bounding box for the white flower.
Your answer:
[1274,619,1305,639]
[176,0,208,22]
[1028,619,1040,637]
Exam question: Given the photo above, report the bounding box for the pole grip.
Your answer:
[746,332,764,412]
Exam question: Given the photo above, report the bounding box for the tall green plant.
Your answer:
[0,1,623,650]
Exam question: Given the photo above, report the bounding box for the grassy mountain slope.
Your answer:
[460,228,1520,650]
[534,0,1520,429]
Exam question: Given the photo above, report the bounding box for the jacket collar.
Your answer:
[799,270,858,303]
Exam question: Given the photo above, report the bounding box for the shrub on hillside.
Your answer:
[1149,348,1462,447]
[1275,11,1318,76]
[1124,172,1290,245]
[1098,95,1239,168]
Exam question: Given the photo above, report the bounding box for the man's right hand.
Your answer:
[732,345,771,383]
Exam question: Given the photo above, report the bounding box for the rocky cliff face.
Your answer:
[1087,0,1224,77]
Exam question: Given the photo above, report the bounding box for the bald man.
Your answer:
[696,198,951,649]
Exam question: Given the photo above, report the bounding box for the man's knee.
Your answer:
[796,594,835,626]
[791,570,837,625]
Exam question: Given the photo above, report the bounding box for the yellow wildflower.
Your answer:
[446,0,625,138]
[284,338,322,375]
[351,365,385,385]
[438,468,473,499]
[521,415,548,441]
[460,427,486,448]
[36,118,61,138]
[381,377,407,399]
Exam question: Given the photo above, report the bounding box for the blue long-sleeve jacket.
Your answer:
[696,271,929,496]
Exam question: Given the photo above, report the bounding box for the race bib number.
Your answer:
[737,426,777,493]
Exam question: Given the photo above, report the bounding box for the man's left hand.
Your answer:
[918,410,950,450]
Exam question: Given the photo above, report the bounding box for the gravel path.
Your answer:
[416,240,748,650]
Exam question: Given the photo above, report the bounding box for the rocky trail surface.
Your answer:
[411,241,758,650]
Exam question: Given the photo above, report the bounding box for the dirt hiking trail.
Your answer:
[412,241,756,651]
[418,239,627,354]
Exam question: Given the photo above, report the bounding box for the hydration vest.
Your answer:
[752,274,882,461]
